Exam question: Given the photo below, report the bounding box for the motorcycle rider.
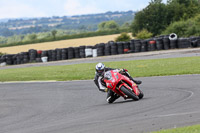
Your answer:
[94,62,142,103]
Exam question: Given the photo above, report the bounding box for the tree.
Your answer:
[51,30,57,40]
[115,32,131,42]
[131,0,168,36]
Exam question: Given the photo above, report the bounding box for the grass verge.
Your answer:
[0,56,199,82]
[152,124,200,133]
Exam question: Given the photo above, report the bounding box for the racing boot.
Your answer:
[107,90,120,103]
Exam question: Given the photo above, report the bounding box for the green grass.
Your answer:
[152,124,200,133]
[0,56,200,82]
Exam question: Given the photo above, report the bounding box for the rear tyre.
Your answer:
[120,86,139,101]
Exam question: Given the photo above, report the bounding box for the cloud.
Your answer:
[64,0,102,16]
[0,0,46,19]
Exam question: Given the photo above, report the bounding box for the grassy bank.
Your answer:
[153,124,200,133]
[0,56,199,82]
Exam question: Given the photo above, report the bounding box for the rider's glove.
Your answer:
[104,88,108,92]
[119,68,124,73]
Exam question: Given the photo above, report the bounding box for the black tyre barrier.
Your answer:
[85,46,93,57]
[130,40,135,52]
[134,40,142,52]
[155,38,164,50]
[68,47,75,59]
[97,43,105,56]
[170,40,177,49]
[117,42,124,54]
[2,34,200,67]
[62,48,68,60]
[74,47,80,58]
[141,40,148,52]
[163,36,170,50]
[104,43,111,56]
[123,42,130,53]
[109,41,118,55]
[56,49,62,60]
[177,38,191,48]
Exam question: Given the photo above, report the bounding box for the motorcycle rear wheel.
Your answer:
[120,86,139,101]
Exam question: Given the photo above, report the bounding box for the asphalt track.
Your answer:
[0,48,200,133]
[0,75,200,133]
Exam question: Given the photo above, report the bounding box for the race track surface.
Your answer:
[0,75,200,133]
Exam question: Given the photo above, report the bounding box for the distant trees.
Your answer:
[98,20,119,31]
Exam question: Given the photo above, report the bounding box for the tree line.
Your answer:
[131,0,200,37]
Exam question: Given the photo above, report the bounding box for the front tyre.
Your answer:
[120,86,139,101]
[138,88,144,99]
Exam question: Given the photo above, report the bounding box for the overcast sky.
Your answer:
[0,0,167,19]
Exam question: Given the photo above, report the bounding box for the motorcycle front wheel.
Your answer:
[120,86,139,101]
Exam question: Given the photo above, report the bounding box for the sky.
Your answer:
[0,0,167,19]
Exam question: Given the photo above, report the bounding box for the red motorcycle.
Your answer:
[103,70,144,101]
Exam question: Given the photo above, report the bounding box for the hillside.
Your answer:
[0,11,135,37]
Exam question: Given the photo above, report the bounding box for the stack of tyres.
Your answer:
[16,53,24,64]
[22,52,29,63]
[97,43,105,56]
[52,50,57,61]
[141,40,148,52]
[0,55,6,64]
[41,51,48,57]
[92,46,97,57]
[56,49,62,60]
[61,48,68,60]
[177,38,191,48]
[85,46,93,57]
[148,40,156,51]
[74,47,80,58]
[169,33,178,49]
[104,43,111,56]
[79,46,86,58]
[29,49,37,62]
[134,40,142,52]
[117,42,124,54]
[5,54,13,65]
[163,36,170,50]
[130,40,135,52]
[123,42,130,53]
[47,50,53,61]
[155,38,164,50]
[110,41,118,55]
[68,47,75,59]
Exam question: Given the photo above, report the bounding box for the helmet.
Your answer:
[95,63,105,76]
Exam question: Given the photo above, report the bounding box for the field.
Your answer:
[0,33,132,54]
